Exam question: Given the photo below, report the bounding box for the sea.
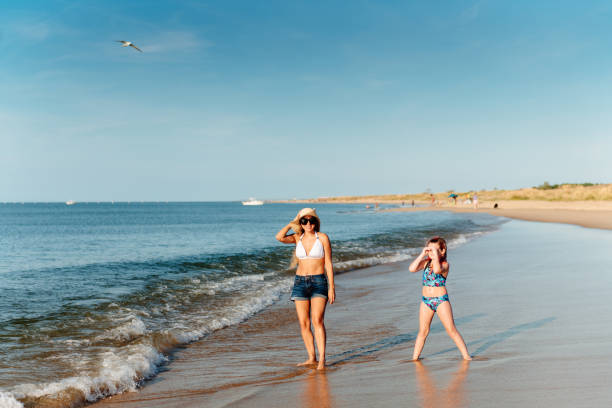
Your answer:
[0,202,504,408]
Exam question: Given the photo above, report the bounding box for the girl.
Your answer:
[409,236,471,360]
[276,208,335,370]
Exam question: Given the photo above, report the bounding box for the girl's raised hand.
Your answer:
[423,247,440,260]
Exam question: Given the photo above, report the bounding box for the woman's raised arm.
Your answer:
[276,223,298,244]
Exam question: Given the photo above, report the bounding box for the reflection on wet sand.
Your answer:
[414,361,469,408]
[300,370,334,408]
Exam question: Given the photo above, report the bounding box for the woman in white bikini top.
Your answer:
[295,232,325,259]
[275,208,335,370]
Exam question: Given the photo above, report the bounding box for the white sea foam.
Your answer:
[8,273,292,407]
[447,234,470,248]
[95,318,147,342]
[163,274,292,344]
[12,342,165,403]
[58,338,90,347]
[334,231,487,272]
[0,392,23,408]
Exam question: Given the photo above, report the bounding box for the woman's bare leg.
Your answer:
[310,297,328,370]
[436,301,472,360]
[295,300,317,365]
[413,301,435,360]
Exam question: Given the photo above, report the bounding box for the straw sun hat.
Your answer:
[289,208,320,236]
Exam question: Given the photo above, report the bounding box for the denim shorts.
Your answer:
[290,274,328,301]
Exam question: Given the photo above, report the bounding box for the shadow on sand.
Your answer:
[329,315,555,365]
[428,317,556,358]
[328,313,486,366]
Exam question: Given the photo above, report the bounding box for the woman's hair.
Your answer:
[427,236,447,263]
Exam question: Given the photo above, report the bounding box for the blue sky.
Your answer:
[1,0,611,201]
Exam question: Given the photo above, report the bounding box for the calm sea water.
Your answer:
[0,202,503,407]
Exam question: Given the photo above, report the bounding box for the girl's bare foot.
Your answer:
[316,360,326,370]
[463,355,472,361]
[297,359,317,366]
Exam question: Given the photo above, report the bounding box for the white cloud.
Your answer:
[459,3,480,24]
[299,74,323,83]
[143,31,211,53]
[365,79,393,90]
[4,16,76,42]
[12,21,51,40]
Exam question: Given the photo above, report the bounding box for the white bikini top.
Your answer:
[295,233,325,259]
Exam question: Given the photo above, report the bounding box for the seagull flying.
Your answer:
[115,40,142,52]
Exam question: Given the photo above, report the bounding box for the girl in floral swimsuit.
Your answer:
[408,237,471,360]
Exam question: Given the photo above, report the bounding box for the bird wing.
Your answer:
[129,43,143,52]
[115,40,127,44]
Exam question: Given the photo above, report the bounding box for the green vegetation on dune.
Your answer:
[534,182,599,190]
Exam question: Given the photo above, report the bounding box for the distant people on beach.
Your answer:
[276,208,335,370]
[411,200,415,207]
[430,194,435,207]
[473,193,479,209]
[408,237,471,360]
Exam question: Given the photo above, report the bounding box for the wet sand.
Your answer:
[95,219,612,407]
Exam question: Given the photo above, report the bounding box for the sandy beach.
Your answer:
[94,218,612,408]
[383,200,612,230]
[278,194,612,230]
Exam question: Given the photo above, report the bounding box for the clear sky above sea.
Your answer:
[1,0,611,202]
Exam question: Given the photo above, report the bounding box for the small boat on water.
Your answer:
[242,198,264,206]
[65,200,76,206]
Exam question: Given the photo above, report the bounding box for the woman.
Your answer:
[408,236,471,360]
[276,208,335,370]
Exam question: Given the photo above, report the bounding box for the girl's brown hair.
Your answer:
[427,236,448,263]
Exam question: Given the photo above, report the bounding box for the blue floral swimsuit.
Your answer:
[422,262,449,312]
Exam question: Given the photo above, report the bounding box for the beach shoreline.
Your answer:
[275,199,612,230]
[94,219,612,408]
[383,203,612,231]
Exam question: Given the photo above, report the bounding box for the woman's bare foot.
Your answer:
[316,360,326,370]
[297,359,317,367]
[462,355,473,361]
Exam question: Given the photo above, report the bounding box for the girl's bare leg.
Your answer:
[413,302,435,360]
[436,301,472,360]
[310,297,328,370]
[295,300,317,365]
